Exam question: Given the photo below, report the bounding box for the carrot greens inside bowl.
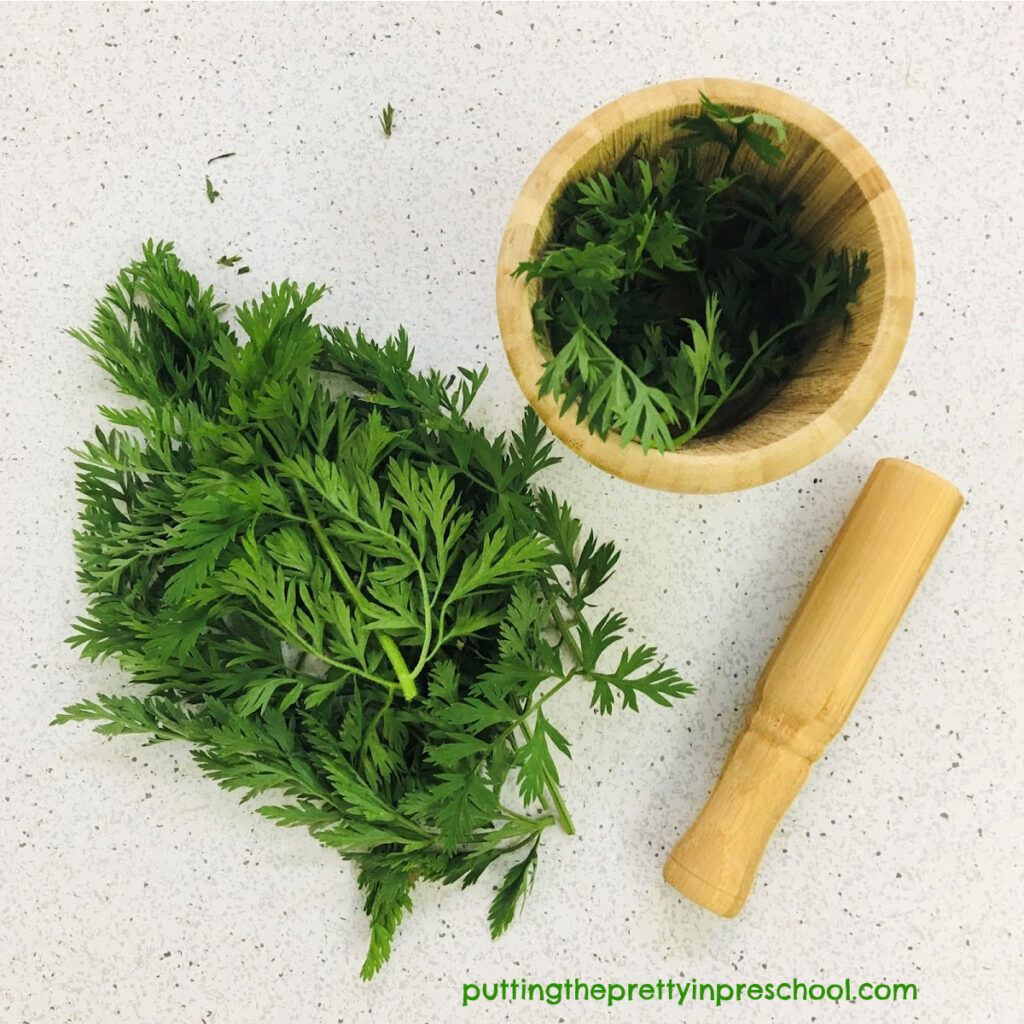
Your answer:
[512,94,870,453]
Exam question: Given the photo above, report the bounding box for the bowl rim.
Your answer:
[495,78,915,493]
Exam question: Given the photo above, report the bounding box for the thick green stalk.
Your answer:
[378,636,418,701]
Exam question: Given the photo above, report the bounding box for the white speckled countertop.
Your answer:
[2,3,1022,1022]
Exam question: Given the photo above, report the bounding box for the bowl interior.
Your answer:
[497,80,912,491]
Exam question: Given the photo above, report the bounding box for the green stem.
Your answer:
[564,298,623,367]
[498,672,575,741]
[296,490,433,685]
[234,608,400,691]
[409,563,434,678]
[543,775,575,836]
[673,321,803,446]
[500,807,555,831]
[490,670,578,837]
[456,823,554,853]
[544,588,586,667]
[521,716,576,837]
[257,427,368,612]
[292,480,367,609]
[258,425,419,699]
[379,635,418,700]
[721,125,743,177]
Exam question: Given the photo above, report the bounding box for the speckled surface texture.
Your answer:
[2,2,1022,1021]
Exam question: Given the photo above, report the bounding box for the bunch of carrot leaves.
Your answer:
[55,242,692,978]
[513,94,870,452]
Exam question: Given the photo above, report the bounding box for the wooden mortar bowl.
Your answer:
[496,79,914,493]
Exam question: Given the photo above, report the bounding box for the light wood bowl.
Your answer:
[496,79,914,493]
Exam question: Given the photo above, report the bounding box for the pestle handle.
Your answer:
[663,458,963,916]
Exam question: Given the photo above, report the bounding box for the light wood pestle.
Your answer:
[663,458,963,916]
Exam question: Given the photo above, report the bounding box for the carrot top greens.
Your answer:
[56,242,691,978]
[513,94,869,451]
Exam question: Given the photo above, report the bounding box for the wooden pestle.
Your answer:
[663,458,963,916]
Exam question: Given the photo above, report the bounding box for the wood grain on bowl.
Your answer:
[496,79,914,493]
